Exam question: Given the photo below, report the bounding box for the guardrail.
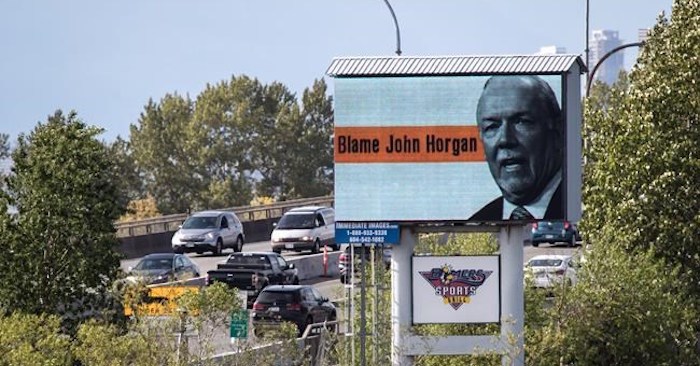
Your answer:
[115,196,334,238]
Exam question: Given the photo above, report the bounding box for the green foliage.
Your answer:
[0,133,8,160]
[527,245,699,365]
[119,195,161,222]
[73,320,171,366]
[127,75,334,214]
[129,94,205,214]
[106,136,144,203]
[0,312,72,366]
[573,1,700,361]
[0,111,126,325]
[331,253,391,366]
[583,0,700,296]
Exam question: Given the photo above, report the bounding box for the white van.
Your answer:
[271,206,337,254]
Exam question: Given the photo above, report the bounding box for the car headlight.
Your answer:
[272,237,280,243]
[205,232,215,240]
[301,236,312,241]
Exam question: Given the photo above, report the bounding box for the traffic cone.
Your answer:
[321,244,330,277]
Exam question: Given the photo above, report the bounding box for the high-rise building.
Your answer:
[535,46,567,55]
[638,28,650,42]
[589,30,624,85]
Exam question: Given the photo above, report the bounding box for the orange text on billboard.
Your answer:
[334,126,485,163]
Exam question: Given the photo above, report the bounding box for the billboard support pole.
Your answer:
[392,226,416,366]
[499,225,525,366]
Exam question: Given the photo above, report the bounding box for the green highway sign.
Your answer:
[230,309,249,339]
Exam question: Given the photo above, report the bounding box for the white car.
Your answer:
[524,254,578,289]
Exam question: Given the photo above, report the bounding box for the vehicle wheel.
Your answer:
[173,247,184,254]
[299,316,313,336]
[568,236,576,248]
[214,239,223,256]
[273,248,282,254]
[312,240,320,254]
[234,236,244,252]
[292,276,300,285]
[340,275,347,284]
[254,327,264,338]
[532,242,539,248]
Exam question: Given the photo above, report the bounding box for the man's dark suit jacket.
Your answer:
[468,183,563,221]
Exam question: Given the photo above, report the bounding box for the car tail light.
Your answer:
[339,253,348,263]
[554,269,565,276]
[532,222,538,231]
[563,221,570,230]
[286,303,302,311]
[253,302,266,311]
[205,274,210,286]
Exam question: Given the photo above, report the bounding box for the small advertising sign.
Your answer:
[335,222,400,245]
[412,255,500,324]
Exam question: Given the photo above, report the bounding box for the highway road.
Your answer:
[119,238,582,358]
[119,238,582,300]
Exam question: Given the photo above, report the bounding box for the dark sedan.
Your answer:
[127,253,201,285]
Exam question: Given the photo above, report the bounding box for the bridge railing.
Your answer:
[115,196,334,238]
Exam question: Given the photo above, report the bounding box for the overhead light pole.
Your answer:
[382,0,402,56]
[586,41,644,95]
[585,0,590,93]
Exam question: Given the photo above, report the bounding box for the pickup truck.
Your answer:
[206,252,300,307]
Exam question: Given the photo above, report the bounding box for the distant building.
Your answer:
[535,46,567,55]
[638,28,650,42]
[589,30,624,85]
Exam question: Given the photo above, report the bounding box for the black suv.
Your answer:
[530,220,581,247]
[252,285,336,336]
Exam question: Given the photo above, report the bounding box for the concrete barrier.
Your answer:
[118,219,278,259]
[286,251,341,280]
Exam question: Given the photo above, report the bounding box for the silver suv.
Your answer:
[171,210,245,256]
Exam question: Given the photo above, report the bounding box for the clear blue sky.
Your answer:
[0,0,672,144]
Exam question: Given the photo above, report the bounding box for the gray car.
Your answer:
[171,210,245,256]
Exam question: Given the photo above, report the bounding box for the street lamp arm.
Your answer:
[382,0,402,56]
[587,41,644,95]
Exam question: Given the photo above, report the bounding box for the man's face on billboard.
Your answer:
[476,76,561,205]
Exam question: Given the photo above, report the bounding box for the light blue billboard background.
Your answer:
[334,75,562,222]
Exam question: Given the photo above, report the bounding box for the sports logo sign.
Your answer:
[419,264,493,310]
[412,256,500,324]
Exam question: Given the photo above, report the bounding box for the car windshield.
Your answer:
[529,259,563,267]
[182,216,218,229]
[227,255,271,266]
[276,213,315,229]
[135,258,172,270]
[256,291,297,304]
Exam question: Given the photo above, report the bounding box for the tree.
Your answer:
[0,110,126,322]
[526,246,698,365]
[0,133,8,160]
[129,94,205,214]
[119,195,161,222]
[0,313,73,365]
[288,79,334,198]
[582,0,700,297]
[192,76,265,208]
[106,136,144,203]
